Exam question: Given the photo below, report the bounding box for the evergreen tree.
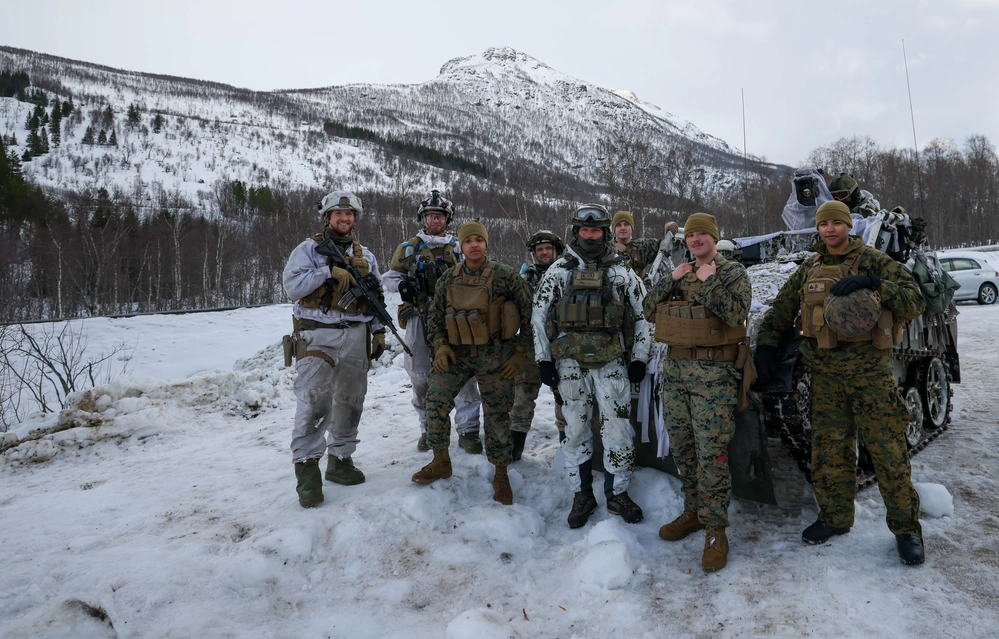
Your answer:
[62,98,73,117]
[40,127,49,154]
[103,104,114,128]
[109,129,118,146]
[21,149,31,162]
[97,129,107,145]
[82,126,95,145]
[152,113,165,133]
[51,100,62,121]
[50,117,61,147]
[127,103,141,125]
[26,128,43,156]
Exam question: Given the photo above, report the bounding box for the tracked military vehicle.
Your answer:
[737,168,961,491]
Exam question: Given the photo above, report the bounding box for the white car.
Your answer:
[938,250,999,305]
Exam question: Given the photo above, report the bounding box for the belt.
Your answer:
[298,319,360,331]
[668,344,738,362]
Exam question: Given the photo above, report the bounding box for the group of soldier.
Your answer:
[281,182,926,574]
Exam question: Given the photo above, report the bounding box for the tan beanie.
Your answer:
[814,200,854,228]
[612,210,635,229]
[458,220,488,245]
[683,212,719,241]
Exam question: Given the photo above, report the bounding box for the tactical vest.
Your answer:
[654,260,746,360]
[444,261,519,346]
[401,236,459,302]
[801,248,900,350]
[299,234,371,314]
[551,263,627,366]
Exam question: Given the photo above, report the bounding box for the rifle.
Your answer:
[315,238,413,357]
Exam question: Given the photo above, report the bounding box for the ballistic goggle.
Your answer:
[573,205,609,222]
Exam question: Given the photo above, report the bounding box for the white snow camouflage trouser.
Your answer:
[557,358,635,495]
[403,315,481,434]
[291,324,369,463]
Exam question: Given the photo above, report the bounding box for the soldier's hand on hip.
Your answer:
[829,274,881,296]
[538,360,559,388]
[671,263,694,281]
[696,262,717,282]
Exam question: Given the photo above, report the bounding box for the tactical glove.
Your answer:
[398,278,418,304]
[627,360,647,383]
[753,345,779,388]
[328,266,357,296]
[398,303,419,323]
[538,360,559,388]
[498,347,527,379]
[829,274,881,296]
[370,331,386,361]
[432,343,457,374]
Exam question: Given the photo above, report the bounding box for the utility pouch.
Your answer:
[455,310,474,345]
[501,300,520,340]
[872,309,895,350]
[296,335,308,360]
[816,326,838,349]
[467,309,490,345]
[282,335,294,367]
[445,307,460,344]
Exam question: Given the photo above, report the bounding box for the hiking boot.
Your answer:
[325,455,365,486]
[896,534,925,566]
[567,488,598,529]
[659,510,705,541]
[511,431,527,461]
[802,520,851,545]
[458,432,483,454]
[294,459,324,508]
[412,448,452,485]
[417,432,430,452]
[606,491,643,524]
[702,526,728,572]
[492,465,513,505]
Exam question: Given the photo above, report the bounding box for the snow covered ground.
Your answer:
[1,302,998,638]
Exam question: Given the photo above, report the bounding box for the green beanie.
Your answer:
[612,211,634,229]
[683,212,719,241]
[458,220,488,246]
[815,200,854,228]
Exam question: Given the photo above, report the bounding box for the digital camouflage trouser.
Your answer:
[661,357,739,528]
[510,357,566,434]
[810,367,922,536]
[426,357,515,465]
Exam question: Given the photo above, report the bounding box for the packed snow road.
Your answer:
[0,303,997,638]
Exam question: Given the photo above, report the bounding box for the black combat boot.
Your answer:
[606,491,644,524]
[896,534,925,566]
[511,431,527,461]
[802,520,851,545]
[294,459,324,508]
[325,455,365,485]
[458,431,483,454]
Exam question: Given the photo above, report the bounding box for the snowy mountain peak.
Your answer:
[439,46,550,76]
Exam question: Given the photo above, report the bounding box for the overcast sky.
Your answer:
[3,0,997,166]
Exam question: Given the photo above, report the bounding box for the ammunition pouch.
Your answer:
[443,261,518,346]
[655,302,746,347]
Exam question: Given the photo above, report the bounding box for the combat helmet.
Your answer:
[570,203,612,240]
[829,173,859,203]
[823,288,882,338]
[417,189,455,224]
[526,230,565,254]
[318,190,363,221]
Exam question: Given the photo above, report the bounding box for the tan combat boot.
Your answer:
[492,465,513,505]
[412,448,452,485]
[659,510,705,541]
[702,526,728,572]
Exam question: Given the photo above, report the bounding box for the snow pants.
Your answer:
[404,315,481,434]
[557,358,635,495]
[291,323,368,463]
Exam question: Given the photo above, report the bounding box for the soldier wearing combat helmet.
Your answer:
[533,204,652,529]
[755,200,927,566]
[382,190,483,454]
[509,230,569,459]
[411,221,534,505]
[644,212,752,573]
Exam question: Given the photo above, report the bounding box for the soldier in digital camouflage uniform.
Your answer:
[534,204,652,528]
[411,221,534,505]
[828,173,881,218]
[755,200,926,566]
[382,190,483,454]
[644,212,752,573]
[509,230,568,460]
[611,211,663,279]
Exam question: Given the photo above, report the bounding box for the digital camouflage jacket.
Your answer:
[756,237,925,375]
[643,254,752,333]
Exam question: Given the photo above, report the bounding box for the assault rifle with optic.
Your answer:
[315,238,413,357]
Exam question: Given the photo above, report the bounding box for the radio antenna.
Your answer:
[902,39,925,217]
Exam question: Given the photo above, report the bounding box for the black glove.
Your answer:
[538,360,559,388]
[627,360,647,383]
[754,345,779,388]
[399,304,419,322]
[829,274,881,296]
[398,278,418,304]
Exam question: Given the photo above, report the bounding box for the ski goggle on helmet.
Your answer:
[571,203,611,229]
